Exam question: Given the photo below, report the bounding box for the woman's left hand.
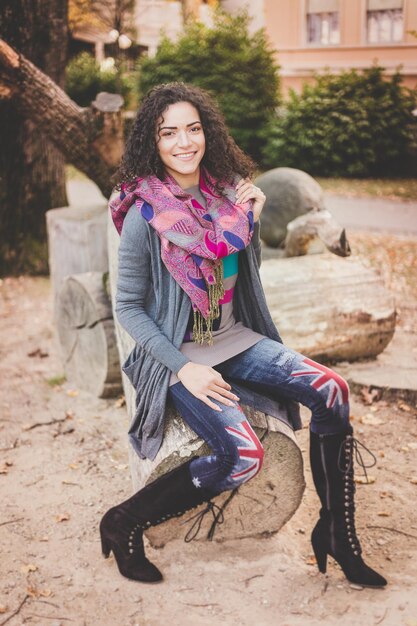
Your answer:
[235,178,266,223]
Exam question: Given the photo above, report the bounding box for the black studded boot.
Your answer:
[310,426,387,588]
[99,457,215,583]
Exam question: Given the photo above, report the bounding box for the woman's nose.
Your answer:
[177,129,192,148]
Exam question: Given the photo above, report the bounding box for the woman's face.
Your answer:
[156,101,205,189]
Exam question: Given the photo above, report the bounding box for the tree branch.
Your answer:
[0,38,124,197]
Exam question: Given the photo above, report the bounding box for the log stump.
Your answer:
[107,213,305,545]
[46,204,108,318]
[260,254,396,361]
[56,271,122,398]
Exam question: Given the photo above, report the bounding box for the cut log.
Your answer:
[107,213,305,545]
[260,253,396,361]
[144,406,304,547]
[56,271,122,398]
[46,205,108,318]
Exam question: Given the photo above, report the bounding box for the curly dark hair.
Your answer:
[113,82,256,191]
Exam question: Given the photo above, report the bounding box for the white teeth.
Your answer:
[175,153,195,159]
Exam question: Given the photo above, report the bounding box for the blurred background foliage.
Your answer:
[63,10,417,176]
[65,51,137,107]
[262,66,417,178]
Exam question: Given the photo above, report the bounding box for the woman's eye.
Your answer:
[191,126,201,132]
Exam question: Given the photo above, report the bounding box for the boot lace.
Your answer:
[181,501,225,543]
[337,434,377,556]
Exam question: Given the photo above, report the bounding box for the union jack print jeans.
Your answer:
[168,337,350,495]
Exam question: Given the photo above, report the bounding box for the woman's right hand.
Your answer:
[177,362,240,411]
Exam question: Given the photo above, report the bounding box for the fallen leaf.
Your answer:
[410,477,417,485]
[355,475,376,484]
[377,511,390,517]
[39,588,53,597]
[305,556,317,566]
[360,387,380,405]
[379,491,394,499]
[26,586,53,598]
[114,395,126,408]
[0,461,13,474]
[398,402,412,412]
[27,348,49,358]
[66,389,79,397]
[55,513,70,522]
[401,446,410,452]
[21,563,38,573]
[360,414,383,426]
[65,410,75,419]
[0,604,8,613]
[39,536,49,542]
[68,463,79,470]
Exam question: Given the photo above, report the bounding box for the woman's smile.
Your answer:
[174,151,197,160]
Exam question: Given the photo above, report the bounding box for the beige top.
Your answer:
[169,184,265,386]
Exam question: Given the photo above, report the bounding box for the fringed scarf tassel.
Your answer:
[192,262,225,346]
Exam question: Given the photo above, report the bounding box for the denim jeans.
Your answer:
[168,337,350,495]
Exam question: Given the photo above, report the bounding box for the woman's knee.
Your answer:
[293,357,350,413]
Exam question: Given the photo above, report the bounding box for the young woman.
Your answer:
[101,82,387,588]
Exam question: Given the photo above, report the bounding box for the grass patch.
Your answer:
[316,177,417,201]
[46,375,67,387]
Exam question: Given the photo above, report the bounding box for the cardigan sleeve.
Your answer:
[115,206,191,375]
[252,220,262,268]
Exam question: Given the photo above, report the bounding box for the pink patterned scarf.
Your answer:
[110,167,254,345]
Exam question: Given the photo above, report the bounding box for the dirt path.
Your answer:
[1,274,417,626]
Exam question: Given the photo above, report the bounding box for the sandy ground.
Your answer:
[1,269,417,626]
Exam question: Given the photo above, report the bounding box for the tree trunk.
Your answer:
[0,0,68,275]
[0,39,124,199]
[180,0,202,24]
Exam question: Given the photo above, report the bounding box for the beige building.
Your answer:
[224,0,417,93]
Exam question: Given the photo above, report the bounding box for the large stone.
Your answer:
[255,167,325,248]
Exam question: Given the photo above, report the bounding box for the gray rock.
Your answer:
[255,167,325,248]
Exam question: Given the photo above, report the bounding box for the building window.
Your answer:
[306,0,340,45]
[367,1,403,43]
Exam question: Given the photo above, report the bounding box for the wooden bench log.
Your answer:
[259,254,396,362]
[56,271,122,398]
[46,204,108,319]
[107,214,305,545]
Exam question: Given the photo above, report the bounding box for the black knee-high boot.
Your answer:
[309,426,387,587]
[99,458,216,583]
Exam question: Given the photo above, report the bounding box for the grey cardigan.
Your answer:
[116,206,301,461]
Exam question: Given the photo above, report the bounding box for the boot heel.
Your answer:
[312,535,327,573]
[100,532,111,558]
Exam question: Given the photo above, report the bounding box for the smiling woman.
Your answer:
[101,82,387,591]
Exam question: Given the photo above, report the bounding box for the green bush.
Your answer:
[262,66,417,177]
[65,52,134,107]
[138,11,280,164]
